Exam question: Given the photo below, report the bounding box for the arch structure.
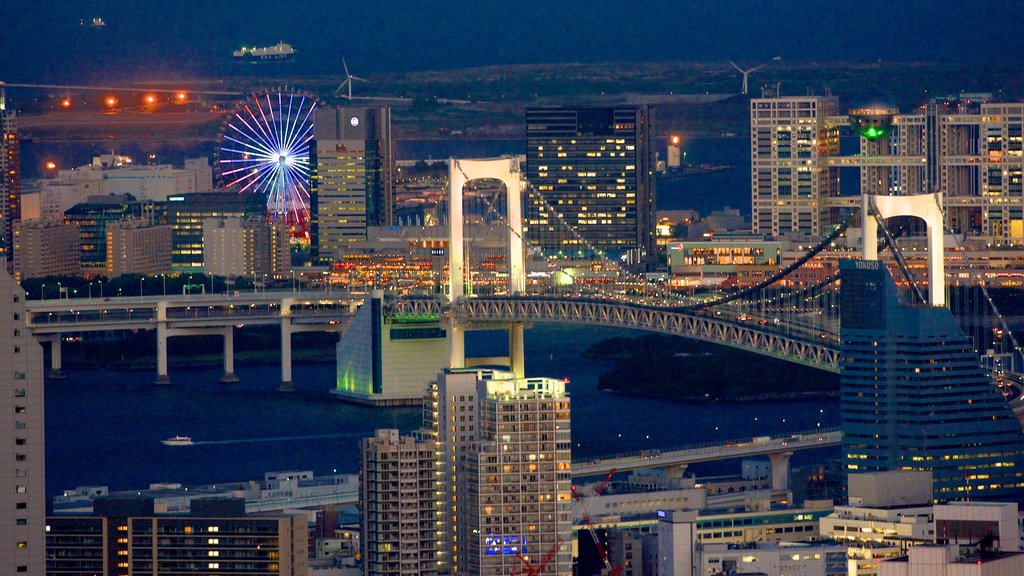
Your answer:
[861,192,945,306]
[389,296,841,373]
[446,157,527,375]
[447,157,525,300]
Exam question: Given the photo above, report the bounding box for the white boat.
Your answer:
[161,436,193,446]
[233,42,296,61]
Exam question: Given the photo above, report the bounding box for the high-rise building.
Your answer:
[12,219,82,281]
[751,94,1024,241]
[311,106,393,262]
[0,91,20,260]
[166,192,264,272]
[839,259,1024,500]
[46,497,309,575]
[105,219,172,276]
[64,195,163,274]
[749,95,840,237]
[424,369,572,576]
[0,265,45,576]
[359,429,437,576]
[525,106,656,265]
[202,216,290,278]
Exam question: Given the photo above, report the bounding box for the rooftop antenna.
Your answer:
[728,61,766,95]
[0,82,6,112]
[333,57,368,100]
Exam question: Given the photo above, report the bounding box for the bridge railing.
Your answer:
[571,427,841,464]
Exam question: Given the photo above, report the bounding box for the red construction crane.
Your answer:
[513,537,564,576]
[573,469,623,576]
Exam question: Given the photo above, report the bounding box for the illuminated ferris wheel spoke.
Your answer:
[225,125,277,158]
[245,105,279,156]
[284,103,316,153]
[256,95,281,153]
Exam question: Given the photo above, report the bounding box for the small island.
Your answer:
[584,335,838,402]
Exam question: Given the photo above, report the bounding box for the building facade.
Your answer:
[839,259,1024,500]
[751,95,1024,241]
[311,106,393,262]
[749,95,840,237]
[202,216,289,278]
[64,195,162,274]
[105,220,172,276]
[333,291,448,406]
[167,192,264,272]
[424,369,572,576]
[525,106,656,266]
[0,266,45,576]
[46,498,308,575]
[12,219,81,281]
[0,94,20,260]
[359,429,436,576]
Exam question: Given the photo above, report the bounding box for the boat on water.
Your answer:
[233,42,295,61]
[161,436,193,446]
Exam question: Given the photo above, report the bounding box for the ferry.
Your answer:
[233,42,296,61]
[161,436,193,446]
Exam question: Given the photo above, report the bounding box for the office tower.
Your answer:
[426,369,572,576]
[46,497,309,575]
[166,192,264,272]
[0,265,44,576]
[105,219,172,276]
[359,429,437,576]
[0,91,20,260]
[202,216,290,278]
[838,259,1024,500]
[311,106,393,263]
[12,219,81,281]
[64,195,164,274]
[750,95,840,237]
[525,106,656,265]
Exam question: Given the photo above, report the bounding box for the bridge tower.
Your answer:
[446,157,526,376]
[861,192,945,306]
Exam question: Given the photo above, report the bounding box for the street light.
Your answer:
[161,274,166,295]
[98,280,103,299]
[41,283,46,300]
[57,281,62,300]
[140,277,145,301]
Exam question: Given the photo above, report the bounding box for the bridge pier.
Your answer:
[219,326,239,384]
[768,451,793,491]
[280,317,294,392]
[43,335,65,379]
[509,323,525,378]
[662,463,688,479]
[155,316,170,385]
[448,322,465,369]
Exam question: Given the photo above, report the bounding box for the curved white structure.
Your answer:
[447,157,526,375]
[861,192,945,306]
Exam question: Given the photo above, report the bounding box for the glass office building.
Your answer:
[839,259,1024,501]
[525,106,656,266]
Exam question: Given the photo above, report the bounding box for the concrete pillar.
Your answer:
[219,326,239,384]
[768,451,793,491]
[155,322,170,385]
[449,322,465,369]
[47,336,65,379]
[509,323,525,378]
[448,159,467,301]
[279,319,294,392]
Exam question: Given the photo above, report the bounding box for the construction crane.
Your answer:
[512,537,564,576]
[572,469,623,576]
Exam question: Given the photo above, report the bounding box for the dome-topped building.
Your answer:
[848,90,899,140]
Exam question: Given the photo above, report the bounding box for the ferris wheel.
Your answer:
[217,89,318,225]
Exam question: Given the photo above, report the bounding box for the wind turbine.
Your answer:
[729,61,766,95]
[334,58,368,100]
